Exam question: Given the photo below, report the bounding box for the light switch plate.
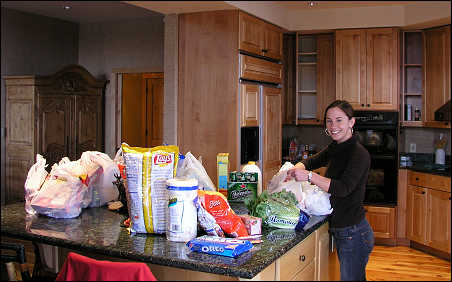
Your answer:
[409,143,416,153]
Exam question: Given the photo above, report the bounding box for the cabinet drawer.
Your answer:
[240,54,282,84]
[409,171,451,192]
[290,259,315,281]
[279,232,315,281]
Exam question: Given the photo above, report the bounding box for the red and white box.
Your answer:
[239,214,262,235]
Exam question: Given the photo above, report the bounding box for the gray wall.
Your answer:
[1,8,79,205]
[1,7,165,204]
[78,16,165,157]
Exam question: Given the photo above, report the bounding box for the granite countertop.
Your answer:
[1,202,328,279]
[399,153,451,177]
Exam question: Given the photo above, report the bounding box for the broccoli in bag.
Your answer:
[245,189,301,229]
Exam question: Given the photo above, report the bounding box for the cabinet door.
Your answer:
[424,25,451,122]
[144,74,164,147]
[263,23,282,60]
[364,205,395,239]
[282,33,297,125]
[38,96,72,166]
[406,185,428,244]
[74,95,103,159]
[427,189,451,253]
[239,12,264,56]
[262,87,281,190]
[335,29,367,110]
[316,222,330,281]
[317,34,336,122]
[240,83,260,127]
[366,28,399,110]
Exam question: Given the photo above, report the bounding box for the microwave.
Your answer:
[241,127,259,165]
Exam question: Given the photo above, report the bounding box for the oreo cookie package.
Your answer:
[186,235,253,258]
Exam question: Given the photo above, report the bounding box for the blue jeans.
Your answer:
[330,218,374,281]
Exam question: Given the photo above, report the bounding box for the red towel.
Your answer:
[56,252,157,281]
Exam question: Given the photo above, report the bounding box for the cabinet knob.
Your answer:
[421,191,425,194]
[415,177,419,181]
[262,49,268,53]
[299,255,306,262]
[367,104,370,107]
[361,104,365,107]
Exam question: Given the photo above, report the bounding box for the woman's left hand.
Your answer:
[285,167,310,182]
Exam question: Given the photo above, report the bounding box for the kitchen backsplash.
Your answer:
[283,125,451,156]
[400,127,451,155]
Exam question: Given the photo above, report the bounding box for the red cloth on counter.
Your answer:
[56,252,157,281]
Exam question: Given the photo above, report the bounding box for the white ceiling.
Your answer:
[1,1,450,29]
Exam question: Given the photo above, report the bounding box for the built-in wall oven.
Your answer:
[354,111,398,206]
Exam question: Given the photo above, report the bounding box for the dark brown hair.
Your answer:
[323,100,354,126]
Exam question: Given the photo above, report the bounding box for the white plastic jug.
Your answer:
[166,177,198,242]
[242,161,262,195]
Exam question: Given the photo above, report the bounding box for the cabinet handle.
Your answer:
[299,255,306,262]
[262,49,268,53]
[415,177,419,181]
[361,104,365,107]
[420,191,425,194]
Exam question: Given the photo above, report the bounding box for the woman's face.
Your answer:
[325,107,355,143]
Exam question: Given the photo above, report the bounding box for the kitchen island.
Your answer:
[1,202,330,280]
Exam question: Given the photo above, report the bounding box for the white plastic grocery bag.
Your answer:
[24,154,48,215]
[31,165,89,218]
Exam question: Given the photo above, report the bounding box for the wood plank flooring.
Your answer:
[329,245,451,281]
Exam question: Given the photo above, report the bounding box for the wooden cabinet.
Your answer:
[295,33,335,125]
[178,10,283,188]
[401,31,424,125]
[240,84,260,127]
[424,25,450,126]
[240,54,282,84]
[239,11,283,60]
[262,86,282,189]
[315,222,330,281]
[282,33,297,125]
[335,28,399,111]
[406,171,451,254]
[364,205,396,245]
[3,65,106,203]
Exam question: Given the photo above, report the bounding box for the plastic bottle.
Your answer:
[241,161,262,195]
[435,133,446,165]
[176,153,185,177]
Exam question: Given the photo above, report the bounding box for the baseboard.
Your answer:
[396,237,410,246]
[410,241,451,261]
[375,237,397,246]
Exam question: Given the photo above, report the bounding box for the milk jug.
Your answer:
[242,161,262,195]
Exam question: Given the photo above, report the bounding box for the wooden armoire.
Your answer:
[4,65,106,203]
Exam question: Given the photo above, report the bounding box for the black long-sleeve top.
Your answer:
[301,134,370,228]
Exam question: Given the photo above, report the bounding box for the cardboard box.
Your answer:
[239,214,262,235]
[217,153,229,196]
[227,171,258,202]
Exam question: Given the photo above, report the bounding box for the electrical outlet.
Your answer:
[409,143,416,153]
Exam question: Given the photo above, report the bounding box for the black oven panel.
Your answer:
[354,111,398,206]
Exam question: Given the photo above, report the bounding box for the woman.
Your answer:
[285,100,374,281]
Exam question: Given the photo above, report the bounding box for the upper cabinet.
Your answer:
[296,33,335,125]
[335,28,399,111]
[400,25,450,128]
[424,25,450,126]
[239,11,283,60]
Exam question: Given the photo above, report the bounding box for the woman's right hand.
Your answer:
[294,162,306,169]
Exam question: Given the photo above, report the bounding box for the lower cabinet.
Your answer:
[276,222,330,281]
[406,171,451,255]
[364,205,396,244]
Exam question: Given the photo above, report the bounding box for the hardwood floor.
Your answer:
[329,245,451,281]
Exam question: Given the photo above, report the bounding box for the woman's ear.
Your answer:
[349,117,356,127]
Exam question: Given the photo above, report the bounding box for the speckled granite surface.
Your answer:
[1,202,328,279]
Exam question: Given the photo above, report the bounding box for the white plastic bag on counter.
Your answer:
[31,165,89,218]
[80,151,119,207]
[267,162,304,204]
[177,152,216,191]
[300,182,333,216]
[24,154,48,215]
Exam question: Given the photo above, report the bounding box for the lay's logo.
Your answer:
[153,153,172,165]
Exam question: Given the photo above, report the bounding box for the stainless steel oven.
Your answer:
[354,111,398,205]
